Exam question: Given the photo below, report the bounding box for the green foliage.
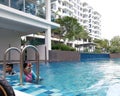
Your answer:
[83,48,89,53]
[110,36,120,46]
[93,48,102,53]
[52,43,76,51]
[93,38,109,53]
[52,16,89,41]
[29,38,44,46]
[21,39,26,46]
[109,36,120,53]
[109,46,120,53]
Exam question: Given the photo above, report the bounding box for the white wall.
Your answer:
[0,29,21,62]
[27,45,46,61]
[37,45,46,60]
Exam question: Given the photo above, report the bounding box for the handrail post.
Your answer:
[21,45,40,84]
[3,45,40,85]
[19,52,23,85]
[45,45,47,64]
[3,47,21,84]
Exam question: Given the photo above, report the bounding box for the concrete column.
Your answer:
[45,0,51,21]
[45,27,51,60]
[45,0,51,61]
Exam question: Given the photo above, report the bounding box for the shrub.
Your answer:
[109,46,120,53]
[93,49,102,53]
[52,43,76,51]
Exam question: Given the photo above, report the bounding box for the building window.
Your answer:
[11,0,24,11]
[63,2,66,6]
[0,0,9,6]
[89,9,91,13]
[89,19,91,23]
[58,0,61,4]
[51,4,56,10]
[89,24,91,28]
[89,14,91,18]
[58,8,61,11]
[89,29,92,32]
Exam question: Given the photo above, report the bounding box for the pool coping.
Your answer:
[14,89,33,96]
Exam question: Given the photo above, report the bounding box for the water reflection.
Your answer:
[0,0,46,19]
[0,0,8,6]
[11,0,23,10]
[25,0,36,15]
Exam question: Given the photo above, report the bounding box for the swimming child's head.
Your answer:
[6,63,13,72]
[23,62,32,74]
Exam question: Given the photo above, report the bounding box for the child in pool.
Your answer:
[6,63,16,75]
[23,62,37,83]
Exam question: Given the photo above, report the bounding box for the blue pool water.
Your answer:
[39,58,120,96]
[1,58,120,96]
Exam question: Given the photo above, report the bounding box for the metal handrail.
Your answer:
[21,45,40,84]
[3,45,40,85]
[45,45,47,64]
[3,47,22,83]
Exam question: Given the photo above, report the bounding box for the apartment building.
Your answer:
[0,0,60,61]
[51,0,74,18]
[51,1,101,39]
[80,2,101,40]
[51,0,101,51]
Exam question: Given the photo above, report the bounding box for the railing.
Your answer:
[0,0,46,19]
[21,45,40,83]
[3,45,40,85]
[3,47,22,84]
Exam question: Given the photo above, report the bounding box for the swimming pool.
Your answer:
[1,58,120,96]
[39,58,120,96]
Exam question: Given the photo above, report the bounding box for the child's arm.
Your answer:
[32,71,43,82]
[32,70,37,80]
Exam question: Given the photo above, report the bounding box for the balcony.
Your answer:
[62,0,73,6]
[0,0,46,19]
[0,2,60,35]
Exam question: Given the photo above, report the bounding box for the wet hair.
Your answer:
[23,62,28,69]
[6,63,13,68]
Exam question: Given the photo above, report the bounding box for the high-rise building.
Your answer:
[80,2,101,40]
[51,0,101,40]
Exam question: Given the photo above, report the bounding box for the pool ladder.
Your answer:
[3,45,40,85]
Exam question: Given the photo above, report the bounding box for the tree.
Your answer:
[109,36,120,53]
[52,16,89,42]
[110,36,120,46]
[93,39,109,53]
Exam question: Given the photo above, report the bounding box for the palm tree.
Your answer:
[52,16,89,42]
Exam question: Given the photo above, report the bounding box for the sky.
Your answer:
[81,0,120,40]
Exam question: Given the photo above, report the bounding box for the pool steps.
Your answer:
[7,78,63,96]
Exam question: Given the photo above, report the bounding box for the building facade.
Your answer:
[51,0,101,51]
[51,1,101,40]
[80,2,101,40]
[0,0,60,61]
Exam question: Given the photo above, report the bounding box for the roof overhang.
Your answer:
[0,4,60,36]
